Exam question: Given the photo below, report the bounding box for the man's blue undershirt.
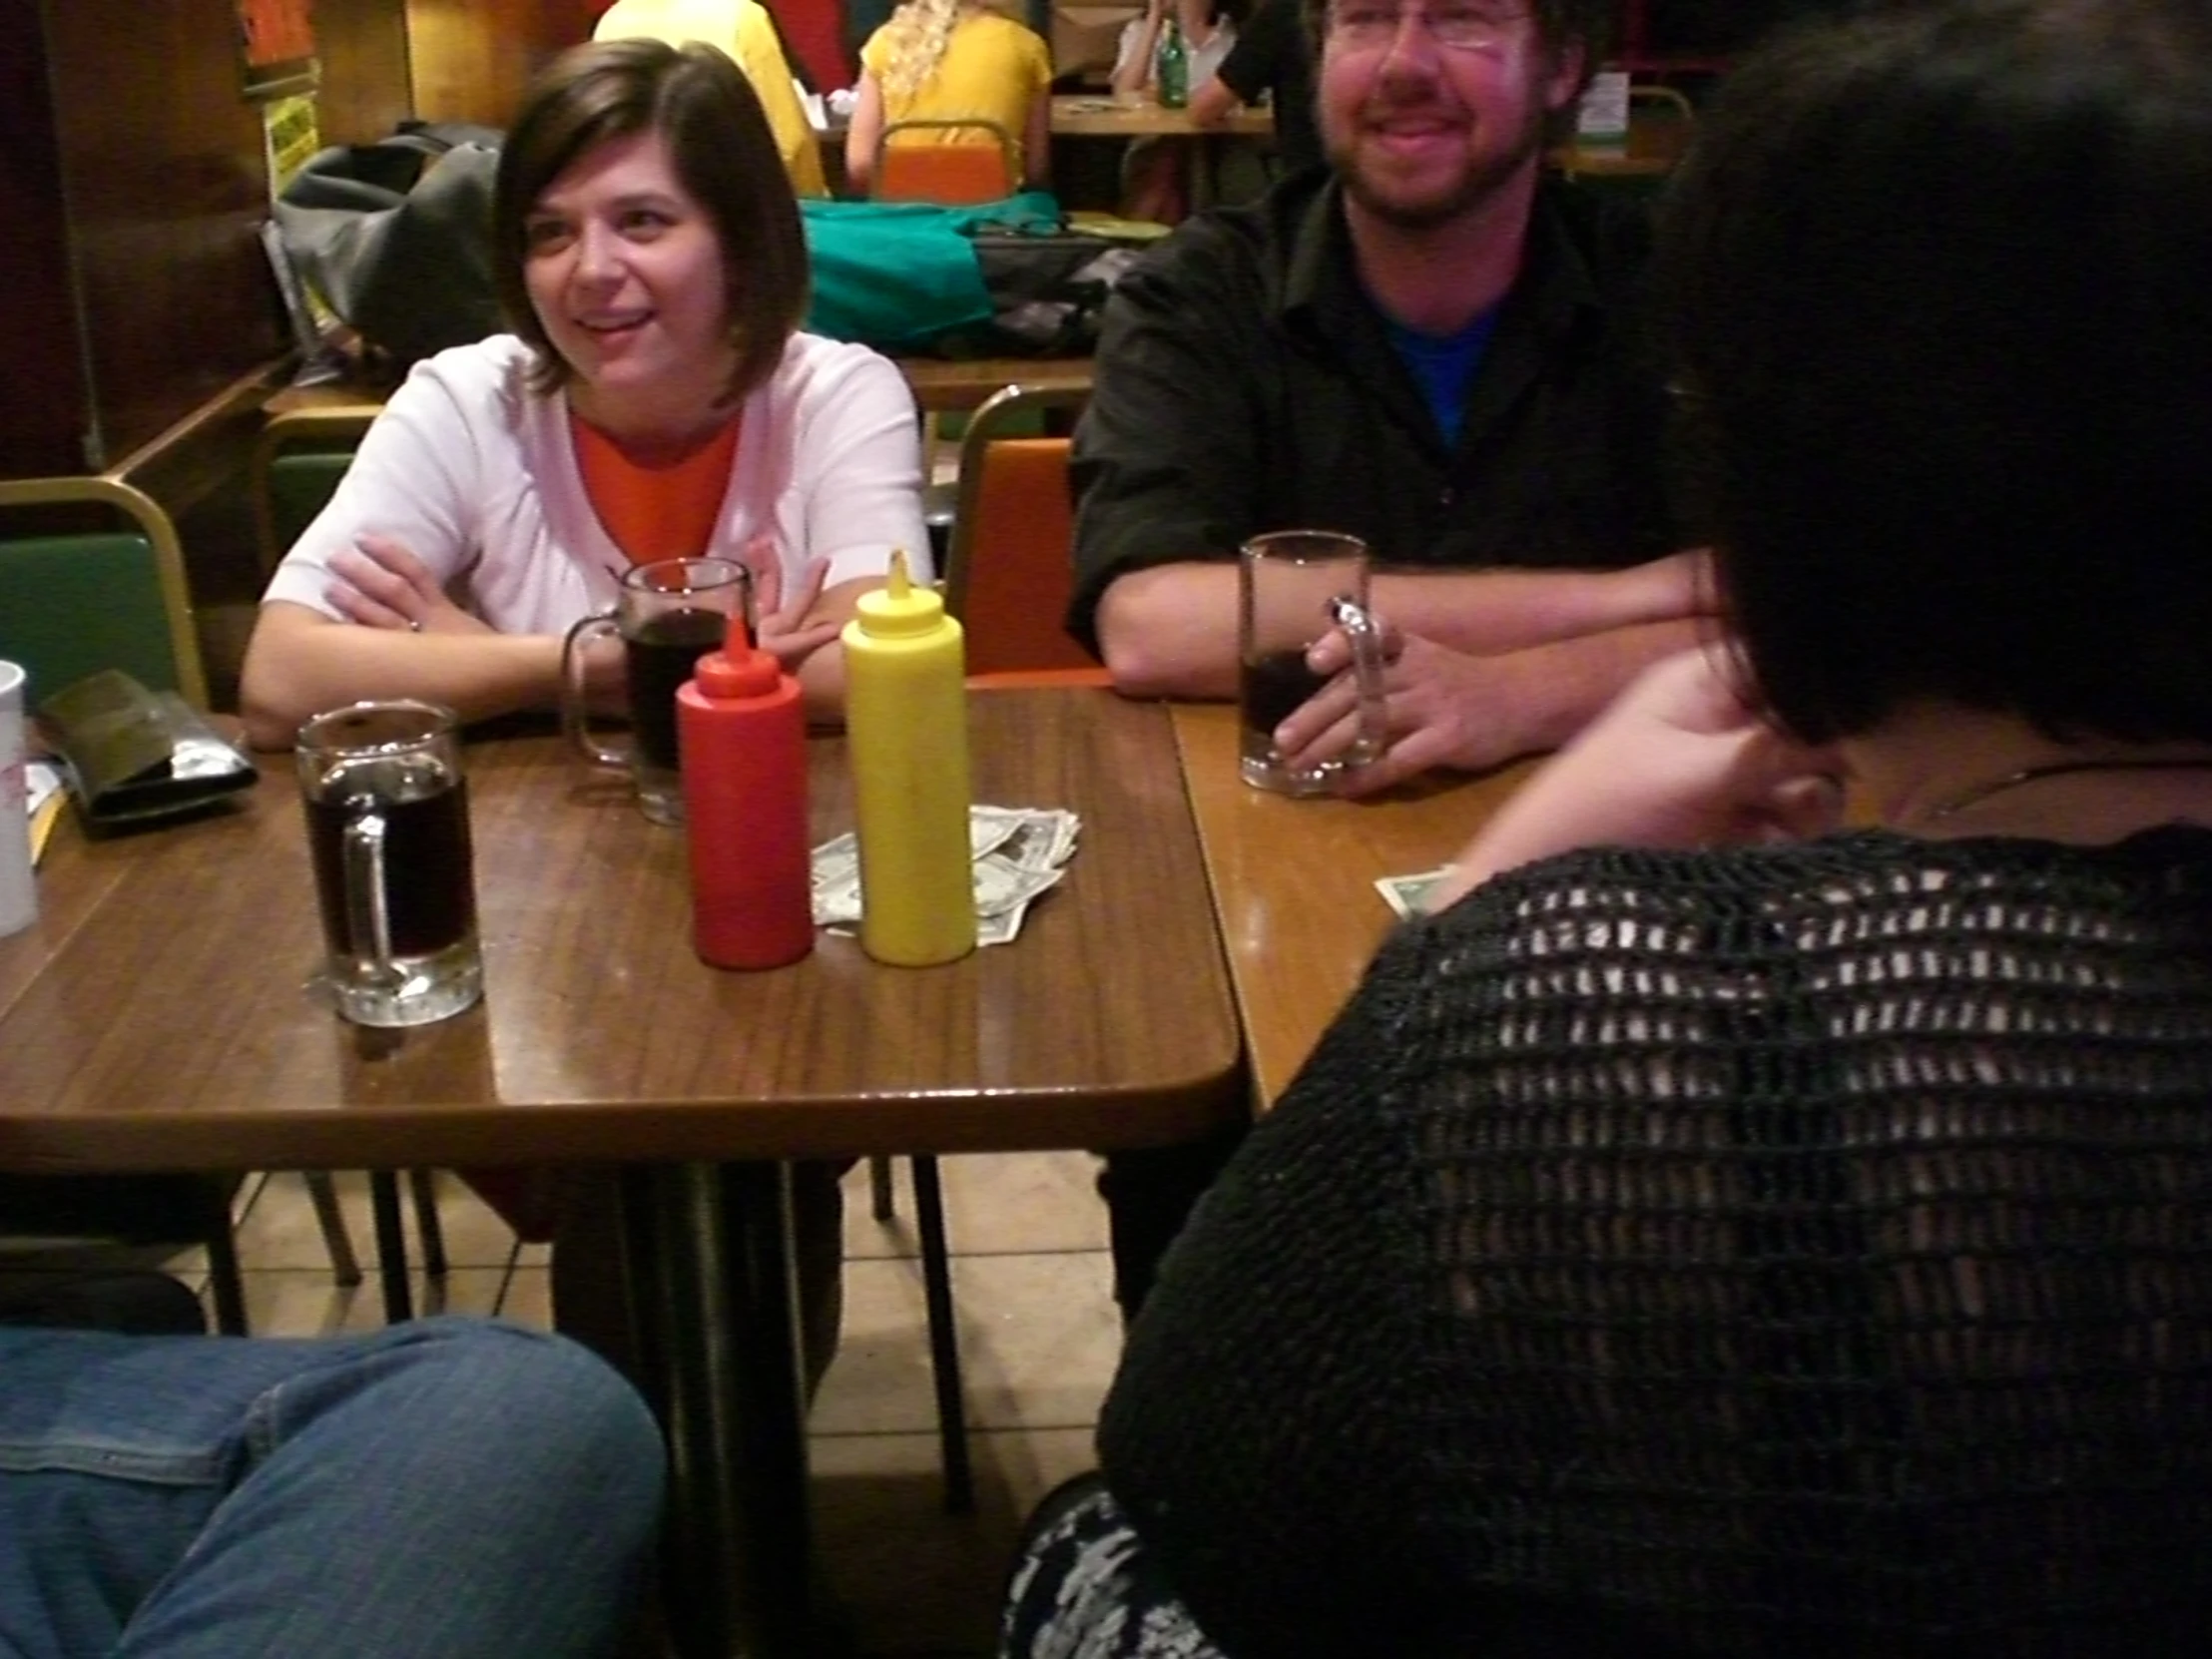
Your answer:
[1383,306,1501,445]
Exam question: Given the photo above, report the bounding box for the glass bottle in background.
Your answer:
[1155,13,1190,109]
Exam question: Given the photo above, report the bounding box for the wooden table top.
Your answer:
[1171,702,1536,1108]
[1051,95,1274,139]
[1554,108,1695,179]
[0,690,1244,1174]
[1049,95,1688,177]
[263,354,1094,420]
[894,354,1093,412]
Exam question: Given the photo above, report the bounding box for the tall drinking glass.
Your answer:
[1238,530,1389,795]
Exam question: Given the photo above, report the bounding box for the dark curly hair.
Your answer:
[1655,0,2212,746]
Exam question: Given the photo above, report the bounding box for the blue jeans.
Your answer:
[0,1316,665,1659]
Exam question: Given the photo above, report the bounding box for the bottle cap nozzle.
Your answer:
[695,610,781,698]
[854,548,947,637]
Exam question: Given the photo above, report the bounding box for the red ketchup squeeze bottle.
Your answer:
[676,613,814,969]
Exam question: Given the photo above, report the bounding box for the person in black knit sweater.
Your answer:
[1001,2,2212,1654]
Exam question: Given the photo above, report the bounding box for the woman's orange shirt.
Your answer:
[571,410,744,567]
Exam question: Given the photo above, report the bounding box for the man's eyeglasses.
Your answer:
[1325,1,1530,52]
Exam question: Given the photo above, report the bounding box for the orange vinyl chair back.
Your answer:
[874,118,1017,205]
[946,382,1107,682]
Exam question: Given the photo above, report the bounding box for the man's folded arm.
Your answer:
[1093,551,1714,701]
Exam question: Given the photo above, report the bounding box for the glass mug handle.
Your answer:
[559,610,629,770]
[341,809,400,986]
[1329,595,1391,769]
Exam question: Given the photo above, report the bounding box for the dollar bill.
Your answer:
[1374,866,1453,920]
[811,807,1081,944]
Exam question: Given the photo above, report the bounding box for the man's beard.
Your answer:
[1328,105,1548,231]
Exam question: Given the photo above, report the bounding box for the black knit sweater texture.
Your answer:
[1098,827,2212,1659]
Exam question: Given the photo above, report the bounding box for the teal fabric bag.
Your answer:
[801,192,1064,351]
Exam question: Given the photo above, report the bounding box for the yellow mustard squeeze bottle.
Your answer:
[840,550,976,965]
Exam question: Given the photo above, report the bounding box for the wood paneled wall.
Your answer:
[400,0,863,131]
[0,0,413,481]
[406,0,604,127]
[0,0,92,476]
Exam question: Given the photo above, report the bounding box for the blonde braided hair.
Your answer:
[877,0,973,101]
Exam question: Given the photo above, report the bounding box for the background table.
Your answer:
[1050,94,1276,210]
[1048,95,1690,175]
[896,354,1092,412]
[1555,105,1697,178]
[0,688,1246,1658]
[1172,702,1535,1107]
[265,353,1095,421]
[1051,94,1273,139]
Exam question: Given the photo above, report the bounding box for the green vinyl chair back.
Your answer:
[252,406,376,574]
[0,476,207,711]
[0,477,252,1333]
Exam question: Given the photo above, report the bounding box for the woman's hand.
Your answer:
[1423,645,1847,911]
[326,535,489,637]
[741,538,843,669]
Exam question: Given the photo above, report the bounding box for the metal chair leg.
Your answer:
[407,1169,446,1277]
[908,1156,973,1513]
[868,1154,896,1223]
[301,1171,362,1287]
[369,1171,413,1323]
[205,1218,251,1336]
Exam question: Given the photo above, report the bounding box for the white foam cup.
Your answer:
[0,661,38,938]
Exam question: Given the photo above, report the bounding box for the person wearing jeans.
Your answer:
[0,1314,665,1657]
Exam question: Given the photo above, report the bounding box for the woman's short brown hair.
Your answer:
[492,37,811,404]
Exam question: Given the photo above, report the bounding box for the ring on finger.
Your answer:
[406,617,423,633]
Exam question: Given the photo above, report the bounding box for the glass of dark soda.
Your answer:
[1238,530,1389,795]
[296,699,481,1027]
[559,558,753,826]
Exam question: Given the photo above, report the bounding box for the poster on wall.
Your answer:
[237,0,318,100]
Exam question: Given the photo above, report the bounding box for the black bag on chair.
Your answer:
[273,123,506,369]
[962,229,1148,356]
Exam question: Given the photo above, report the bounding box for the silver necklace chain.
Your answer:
[1926,758,2212,822]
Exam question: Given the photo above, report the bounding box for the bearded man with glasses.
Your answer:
[1067,0,1707,801]
[1086,0,1706,1358]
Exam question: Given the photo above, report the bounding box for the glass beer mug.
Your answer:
[296,700,482,1028]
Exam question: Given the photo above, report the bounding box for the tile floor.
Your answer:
[172,1154,1120,1657]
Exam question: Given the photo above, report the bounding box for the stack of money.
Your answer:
[812,806,1082,946]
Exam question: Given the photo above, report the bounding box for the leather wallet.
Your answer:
[37,670,257,828]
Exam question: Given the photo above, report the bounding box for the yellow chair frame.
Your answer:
[250,404,381,576]
[874,117,1019,204]
[944,380,1096,655]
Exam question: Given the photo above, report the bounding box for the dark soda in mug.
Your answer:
[305,756,476,962]
[1239,647,1330,740]
[623,608,730,774]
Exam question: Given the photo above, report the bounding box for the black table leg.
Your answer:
[621,1161,814,1659]
[369,1170,412,1323]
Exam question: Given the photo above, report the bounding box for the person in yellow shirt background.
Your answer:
[593,0,830,196]
[844,0,1053,195]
